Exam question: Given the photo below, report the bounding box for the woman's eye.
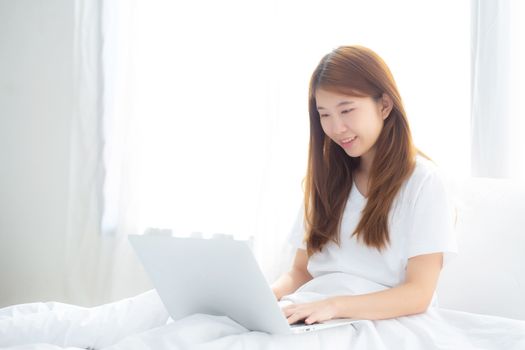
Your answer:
[320,109,354,118]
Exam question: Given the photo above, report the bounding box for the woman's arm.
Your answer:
[271,249,313,300]
[282,252,443,324]
[333,252,443,320]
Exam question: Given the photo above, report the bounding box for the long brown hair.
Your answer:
[303,45,430,256]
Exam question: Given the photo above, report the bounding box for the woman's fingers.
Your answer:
[286,311,308,324]
[282,305,312,324]
[281,305,296,317]
[281,302,335,325]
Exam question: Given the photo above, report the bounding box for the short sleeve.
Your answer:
[286,203,307,251]
[407,170,459,267]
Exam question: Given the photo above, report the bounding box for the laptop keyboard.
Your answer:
[290,322,310,328]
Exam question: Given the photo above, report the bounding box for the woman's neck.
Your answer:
[353,149,375,197]
[358,146,376,176]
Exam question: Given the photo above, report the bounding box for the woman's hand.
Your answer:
[281,298,339,325]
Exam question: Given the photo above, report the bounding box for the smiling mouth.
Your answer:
[341,136,357,144]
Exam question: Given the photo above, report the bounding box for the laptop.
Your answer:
[128,234,361,334]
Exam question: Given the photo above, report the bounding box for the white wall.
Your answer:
[0,0,73,307]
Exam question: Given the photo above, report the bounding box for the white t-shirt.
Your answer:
[284,155,458,302]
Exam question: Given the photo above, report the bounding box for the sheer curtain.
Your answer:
[65,0,151,305]
[66,0,108,306]
[471,0,525,179]
[96,0,473,300]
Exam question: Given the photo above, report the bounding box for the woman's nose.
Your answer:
[332,116,348,134]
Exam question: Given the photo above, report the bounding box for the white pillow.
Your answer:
[436,176,525,320]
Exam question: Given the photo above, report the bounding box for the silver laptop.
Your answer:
[128,234,361,334]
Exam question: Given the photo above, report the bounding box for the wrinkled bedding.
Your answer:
[2,289,525,350]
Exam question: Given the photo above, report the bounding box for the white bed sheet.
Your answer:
[2,289,525,350]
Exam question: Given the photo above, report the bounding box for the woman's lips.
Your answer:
[341,137,357,148]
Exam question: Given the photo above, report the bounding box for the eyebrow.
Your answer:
[316,101,355,110]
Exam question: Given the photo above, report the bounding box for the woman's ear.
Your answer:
[380,93,394,120]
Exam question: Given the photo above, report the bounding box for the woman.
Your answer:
[271,45,457,325]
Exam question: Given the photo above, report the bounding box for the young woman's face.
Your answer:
[315,88,391,160]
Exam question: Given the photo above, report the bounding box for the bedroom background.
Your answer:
[0,0,523,308]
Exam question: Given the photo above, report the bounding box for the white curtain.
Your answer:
[471,0,525,179]
[66,0,108,306]
[65,0,151,306]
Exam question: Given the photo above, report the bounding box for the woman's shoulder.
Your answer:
[400,154,444,201]
[411,154,440,182]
